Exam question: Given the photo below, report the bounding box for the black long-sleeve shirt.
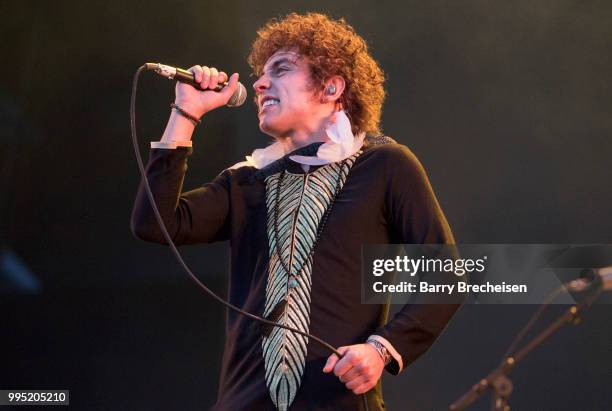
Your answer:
[131,138,459,410]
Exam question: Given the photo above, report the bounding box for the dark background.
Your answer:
[1,0,611,410]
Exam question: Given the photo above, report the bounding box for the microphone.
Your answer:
[566,265,612,292]
[145,62,247,107]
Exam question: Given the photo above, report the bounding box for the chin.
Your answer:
[259,118,284,139]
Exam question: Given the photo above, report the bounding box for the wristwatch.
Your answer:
[366,339,392,366]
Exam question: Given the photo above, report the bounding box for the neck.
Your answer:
[278,130,329,153]
[276,110,336,153]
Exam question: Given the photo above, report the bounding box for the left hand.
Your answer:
[322,343,385,395]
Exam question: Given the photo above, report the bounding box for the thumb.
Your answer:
[220,72,240,99]
[323,346,348,373]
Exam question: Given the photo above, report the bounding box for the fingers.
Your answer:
[340,365,375,394]
[209,67,219,89]
[344,375,368,391]
[196,66,215,89]
[202,66,225,90]
[219,71,228,84]
[352,382,374,395]
[322,355,337,373]
[201,66,211,88]
[323,344,383,395]
[323,346,348,373]
[220,73,240,98]
[189,65,204,84]
[187,66,231,92]
[338,366,361,383]
[333,348,359,377]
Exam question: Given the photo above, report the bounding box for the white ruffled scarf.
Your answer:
[231,110,364,170]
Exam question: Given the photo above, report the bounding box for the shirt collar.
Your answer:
[230,110,364,171]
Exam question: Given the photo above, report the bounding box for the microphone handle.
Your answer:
[145,62,246,107]
[145,63,226,92]
[173,67,227,92]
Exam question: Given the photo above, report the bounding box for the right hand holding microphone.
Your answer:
[175,65,240,119]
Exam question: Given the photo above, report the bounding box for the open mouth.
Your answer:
[259,96,280,113]
[262,99,280,108]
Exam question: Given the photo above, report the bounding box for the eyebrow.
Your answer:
[263,56,297,74]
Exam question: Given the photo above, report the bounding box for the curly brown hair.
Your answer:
[248,13,385,135]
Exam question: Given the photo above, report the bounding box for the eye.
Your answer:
[274,66,290,75]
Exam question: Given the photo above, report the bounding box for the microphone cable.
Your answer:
[130,65,370,411]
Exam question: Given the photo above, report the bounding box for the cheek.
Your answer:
[284,97,315,116]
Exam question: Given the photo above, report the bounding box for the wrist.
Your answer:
[160,110,196,144]
[173,100,206,119]
[366,339,392,366]
[170,103,202,126]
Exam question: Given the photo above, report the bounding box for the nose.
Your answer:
[253,74,270,94]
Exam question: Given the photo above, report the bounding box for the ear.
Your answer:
[322,75,346,104]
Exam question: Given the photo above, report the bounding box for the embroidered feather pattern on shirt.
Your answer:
[262,155,358,411]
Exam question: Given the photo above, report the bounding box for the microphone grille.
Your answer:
[597,265,612,290]
[227,82,247,107]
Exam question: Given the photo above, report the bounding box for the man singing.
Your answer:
[132,12,458,410]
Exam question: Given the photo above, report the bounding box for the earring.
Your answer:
[326,84,336,95]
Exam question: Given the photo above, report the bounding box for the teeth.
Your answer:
[262,99,279,108]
